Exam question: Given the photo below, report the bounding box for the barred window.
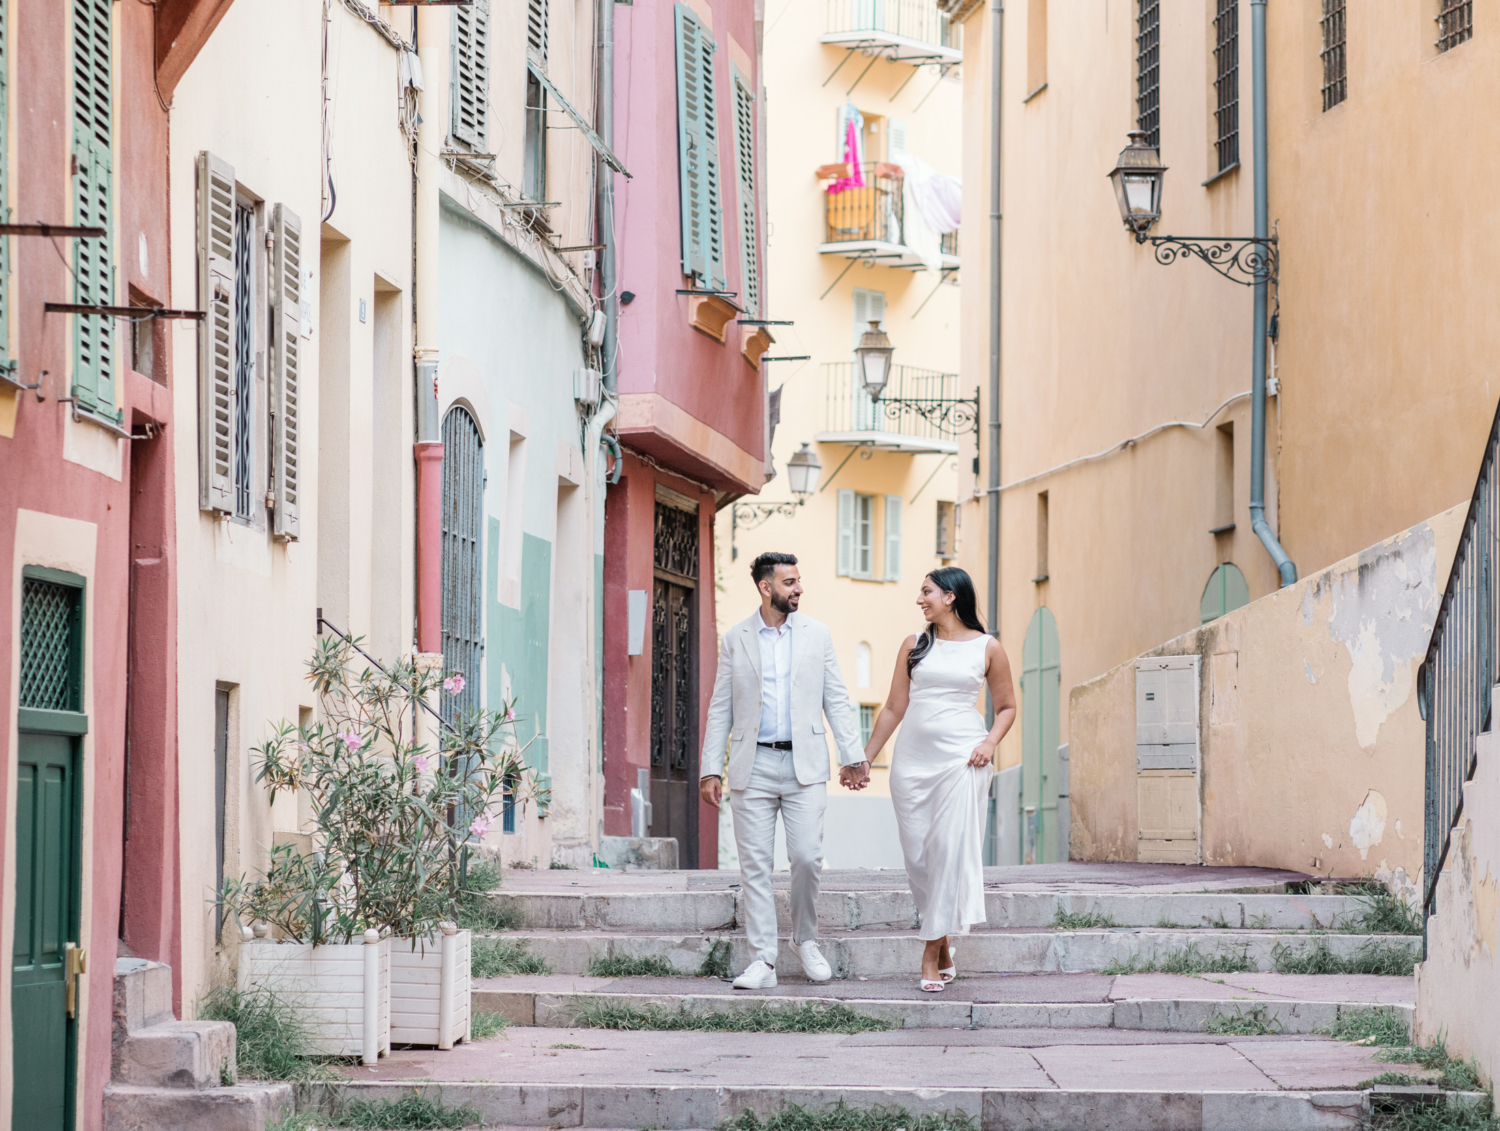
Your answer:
[1436,0,1472,52]
[1212,0,1239,173]
[1320,0,1347,111]
[1136,0,1161,147]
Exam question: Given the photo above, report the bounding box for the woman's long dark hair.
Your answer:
[907,567,987,676]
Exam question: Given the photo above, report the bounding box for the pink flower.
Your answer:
[443,674,466,696]
[413,753,433,774]
[503,708,515,722]
[339,730,364,750]
[469,815,492,839]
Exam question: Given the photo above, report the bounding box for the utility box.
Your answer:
[1135,656,1201,863]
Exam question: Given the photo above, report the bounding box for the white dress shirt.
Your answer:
[756,609,793,743]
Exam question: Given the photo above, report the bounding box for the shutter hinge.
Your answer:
[265,231,275,251]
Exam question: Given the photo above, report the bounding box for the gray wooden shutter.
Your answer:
[452,0,490,149]
[197,151,236,514]
[675,4,723,289]
[526,0,548,67]
[71,0,114,419]
[883,495,902,581]
[271,204,303,541]
[731,67,759,317]
[837,489,855,576]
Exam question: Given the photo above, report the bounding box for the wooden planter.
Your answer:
[238,929,391,1064]
[390,925,471,1048]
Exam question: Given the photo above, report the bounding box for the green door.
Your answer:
[12,731,80,1131]
[1020,607,1060,865]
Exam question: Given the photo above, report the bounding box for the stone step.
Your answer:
[102,1082,293,1131]
[111,956,237,1091]
[486,888,1364,933]
[482,927,1421,978]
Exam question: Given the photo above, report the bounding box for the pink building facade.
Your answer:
[604,0,771,868]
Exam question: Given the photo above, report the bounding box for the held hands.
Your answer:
[700,775,723,809]
[839,761,871,791]
[968,740,997,769]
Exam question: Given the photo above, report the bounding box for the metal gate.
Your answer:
[650,499,699,867]
[441,406,484,727]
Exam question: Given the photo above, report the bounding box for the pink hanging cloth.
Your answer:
[827,117,866,195]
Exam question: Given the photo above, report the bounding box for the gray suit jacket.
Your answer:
[700,610,863,791]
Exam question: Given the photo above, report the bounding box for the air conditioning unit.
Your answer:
[573,367,602,409]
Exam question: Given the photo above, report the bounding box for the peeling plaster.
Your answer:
[1374,860,1419,908]
[1304,660,1321,683]
[1322,833,1334,848]
[1351,790,1388,860]
[1301,524,1440,748]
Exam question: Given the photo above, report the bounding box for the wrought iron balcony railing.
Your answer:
[940,229,959,258]
[819,361,970,447]
[825,165,904,247]
[824,0,963,56]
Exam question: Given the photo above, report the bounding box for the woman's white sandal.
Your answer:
[920,978,946,993]
[939,946,957,983]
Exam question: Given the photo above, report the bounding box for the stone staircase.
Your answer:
[103,958,292,1131]
[318,864,1479,1131]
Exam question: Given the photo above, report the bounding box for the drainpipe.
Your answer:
[414,4,447,653]
[1248,0,1295,586]
[986,0,1004,653]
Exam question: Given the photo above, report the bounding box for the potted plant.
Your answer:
[224,637,539,1061]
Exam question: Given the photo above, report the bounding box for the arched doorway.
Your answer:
[1021,607,1061,864]
[441,405,484,727]
[1200,562,1249,624]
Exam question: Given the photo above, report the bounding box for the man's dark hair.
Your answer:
[751,552,798,587]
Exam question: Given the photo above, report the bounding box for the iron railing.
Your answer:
[825,0,960,49]
[940,229,959,258]
[826,165,903,246]
[821,361,966,441]
[1418,396,1500,924]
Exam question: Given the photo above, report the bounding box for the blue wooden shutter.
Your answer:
[675,5,724,289]
[836,489,854,576]
[452,0,491,149]
[883,495,902,581]
[71,0,115,420]
[731,66,759,316]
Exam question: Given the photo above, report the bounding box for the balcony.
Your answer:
[819,164,961,272]
[815,361,969,454]
[822,0,963,66]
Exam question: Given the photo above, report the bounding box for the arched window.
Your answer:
[1200,562,1249,624]
[855,641,872,688]
[441,405,484,726]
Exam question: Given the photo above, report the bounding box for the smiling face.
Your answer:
[916,575,955,623]
[760,563,803,614]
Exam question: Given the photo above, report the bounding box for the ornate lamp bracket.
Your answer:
[873,387,982,436]
[732,501,804,532]
[1140,234,1278,288]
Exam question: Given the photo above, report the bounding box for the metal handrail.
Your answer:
[316,609,457,737]
[1417,394,1500,925]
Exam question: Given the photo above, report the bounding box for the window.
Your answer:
[1436,0,1472,52]
[71,0,117,423]
[836,489,876,579]
[1035,491,1049,582]
[232,202,254,519]
[452,0,491,149]
[883,495,902,582]
[855,641,872,688]
[1320,0,1347,111]
[1201,562,1249,623]
[936,501,956,558]
[214,687,230,942]
[674,3,725,290]
[1135,0,1161,147]
[1026,0,1048,95]
[523,71,547,203]
[1212,0,1239,174]
[731,67,760,317]
[1212,423,1234,532]
[502,776,518,834]
[19,571,84,713]
[527,0,548,65]
[851,289,886,430]
[859,704,875,749]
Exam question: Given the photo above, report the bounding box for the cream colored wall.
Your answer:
[1069,503,1463,880]
[712,10,965,801]
[169,0,413,1011]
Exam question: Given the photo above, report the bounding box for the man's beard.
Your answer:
[771,591,798,615]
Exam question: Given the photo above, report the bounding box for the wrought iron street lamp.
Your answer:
[855,321,894,399]
[730,444,823,559]
[1108,131,1167,241]
[855,324,981,435]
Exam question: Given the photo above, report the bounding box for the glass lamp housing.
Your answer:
[1108,130,1167,240]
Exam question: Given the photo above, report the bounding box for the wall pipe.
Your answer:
[1249,0,1295,586]
[599,0,619,395]
[986,0,1004,655]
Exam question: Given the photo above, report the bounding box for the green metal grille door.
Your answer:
[1020,607,1061,865]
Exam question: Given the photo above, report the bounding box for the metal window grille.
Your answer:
[1213,0,1240,173]
[233,203,253,519]
[1135,0,1161,147]
[502,777,517,834]
[1436,0,1472,52]
[20,577,82,712]
[441,406,485,730]
[1320,0,1347,111]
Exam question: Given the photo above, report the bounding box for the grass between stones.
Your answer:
[719,1100,976,1131]
[467,1009,509,1040]
[452,860,522,933]
[699,937,734,979]
[198,984,334,1083]
[1320,1007,1413,1046]
[585,954,681,978]
[1347,886,1425,936]
[1101,942,1256,975]
[569,998,894,1034]
[1204,1005,1283,1036]
[1272,937,1417,976]
[1052,907,1116,929]
[470,938,551,978]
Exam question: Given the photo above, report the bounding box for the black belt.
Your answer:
[757,740,793,751]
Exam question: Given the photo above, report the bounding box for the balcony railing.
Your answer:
[825,165,904,247]
[940,229,959,258]
[824,0,963,55]
[819,361,968,448]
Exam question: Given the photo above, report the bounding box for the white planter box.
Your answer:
[390,927,471,1048]
[238,930,391,1063]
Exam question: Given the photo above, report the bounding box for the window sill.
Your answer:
[1209,523,1236,535]
[1201,162,1240,188]
[1023,81,1048,104]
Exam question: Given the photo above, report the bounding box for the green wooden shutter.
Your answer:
[731,66,759,317]
[71,0,115,420]
[883,495,902,581]
[197,152,236,514]
[836,488,854,576]
[526,0,548,66]
[271,204,303,541]
[452,0,490,149]
[674,4,723,289]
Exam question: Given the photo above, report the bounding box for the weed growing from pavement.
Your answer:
[586,954,680,978]
[1319,1007,1411,1046]
[1272,937,1416,976]
[470,938,551,978]
[1346,885,1424,936]
[719,1100,976,1131]
[1204,1006,1283,1036]
[467,1010,509,1040]
[1378,1037,1488,1093]
[570,999,893,1034]
[198,984,332,1083]
[1052,908,1116,929]
[1370,1101,1498,1131]
[699,938,734,979]
[1101,942,1256,975]
[338,1089,480,1129]
[450,860,522,932]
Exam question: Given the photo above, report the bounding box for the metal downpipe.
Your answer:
[599,0,619,396]
[986,0,1004,650]
[1249,0,1295,586]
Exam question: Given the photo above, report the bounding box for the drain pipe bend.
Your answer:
[1249,0,1295,586]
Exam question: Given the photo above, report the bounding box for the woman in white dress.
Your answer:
[858,567,1016,991]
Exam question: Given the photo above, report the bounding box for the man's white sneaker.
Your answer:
[732,960,778,990]
[799,940,832,982]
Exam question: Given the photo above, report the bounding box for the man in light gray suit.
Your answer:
[700,552,866,989]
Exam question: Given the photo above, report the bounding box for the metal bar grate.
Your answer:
[1320,0,1347,111]
[1436,0,1472,52]
[1213,0,1240,173]
[20,577,81,711]
[1136,0,1161,148]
